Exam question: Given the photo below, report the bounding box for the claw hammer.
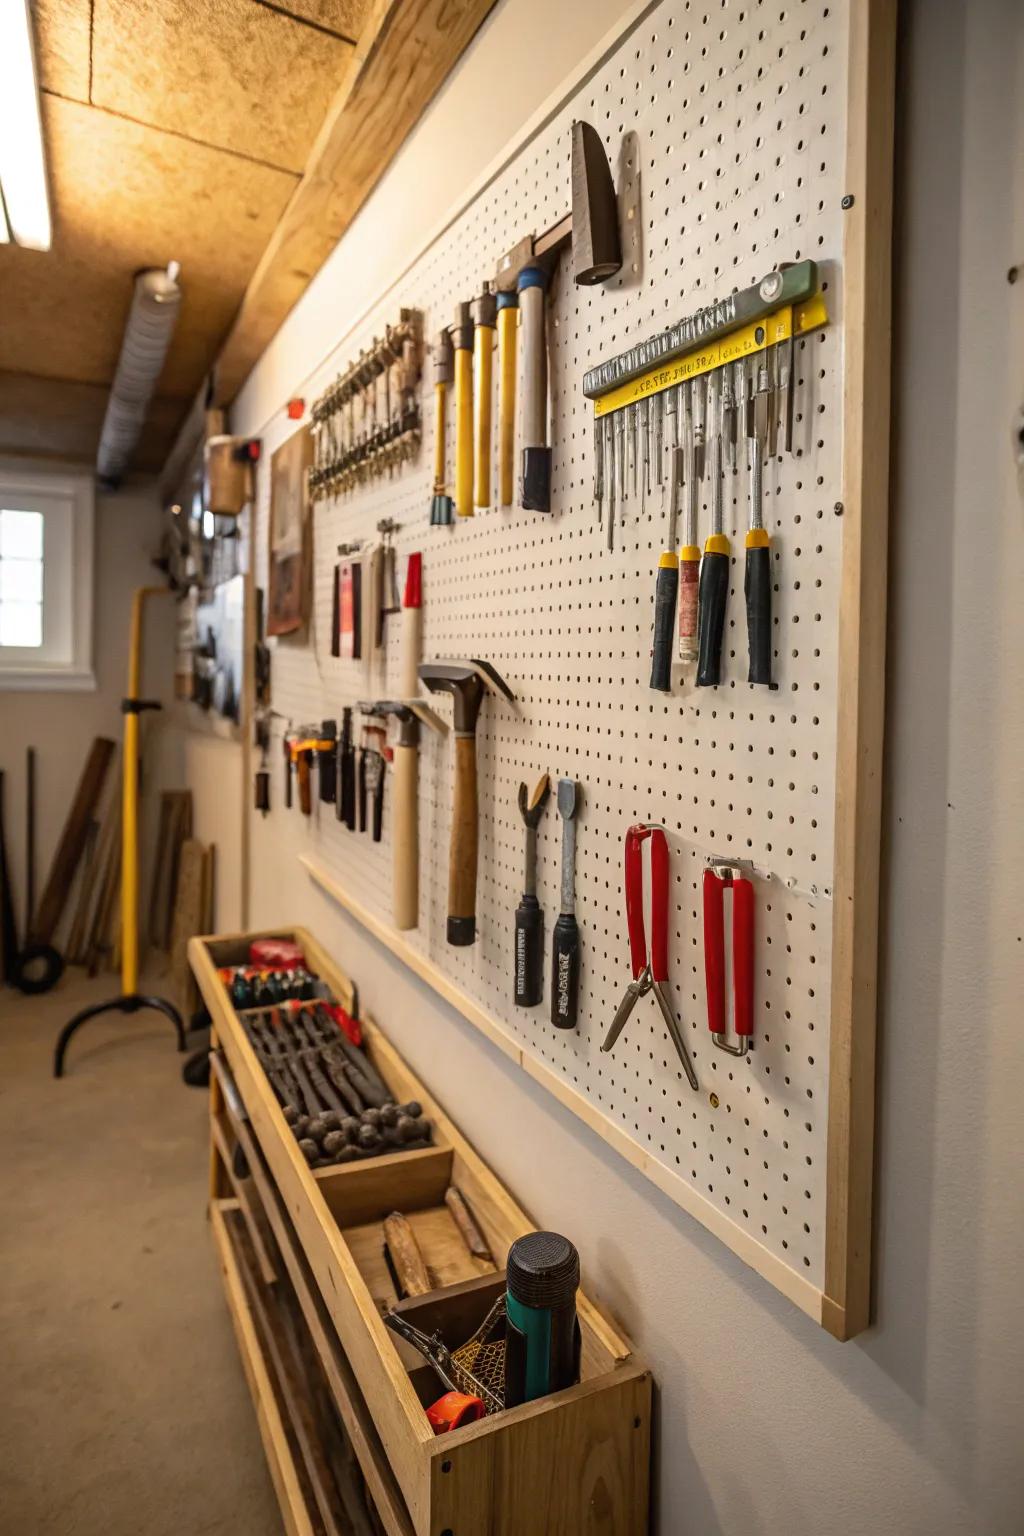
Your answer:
[418,659,516,945]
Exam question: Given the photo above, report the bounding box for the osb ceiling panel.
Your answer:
[3,0,468,474]
[269,0,369,37]
[0,371,184,471]
[91,0,354,174]
[0,95,298,398]
[31,0,91,101]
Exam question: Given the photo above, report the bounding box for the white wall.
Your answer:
[221,0,1024,1529]
[0,473,245,958]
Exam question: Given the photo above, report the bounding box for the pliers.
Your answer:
[600,824,699,1091]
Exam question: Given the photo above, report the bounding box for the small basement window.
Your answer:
[0,469,95,690]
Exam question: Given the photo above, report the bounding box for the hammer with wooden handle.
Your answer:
[418,659,516,945]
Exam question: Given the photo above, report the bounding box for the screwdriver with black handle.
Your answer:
[745,355,773,685]
[650,430,680,692]
[514,775,550,1007]
[696,368,729,687]
[550,779,581,1029]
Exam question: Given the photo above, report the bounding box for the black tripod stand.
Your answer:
[54,587,185,1078]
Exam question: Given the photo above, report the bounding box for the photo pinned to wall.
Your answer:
[267,426,313,638]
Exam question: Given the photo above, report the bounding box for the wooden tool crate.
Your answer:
[191,926,652,1536]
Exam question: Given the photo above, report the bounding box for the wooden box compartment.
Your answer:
[193,927,652,1536]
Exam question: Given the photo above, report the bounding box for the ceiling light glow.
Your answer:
[0,0,52,251]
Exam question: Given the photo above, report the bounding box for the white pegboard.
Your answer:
[251,0,852,1309]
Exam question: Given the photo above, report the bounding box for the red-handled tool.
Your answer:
[703,862,755,1056]
[601,824,699,1091]
[426,1391,486,1433]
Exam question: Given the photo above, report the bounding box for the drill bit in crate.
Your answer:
[309,311,423,499]
[242,1002,432,1167]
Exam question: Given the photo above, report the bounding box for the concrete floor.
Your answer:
[0,969,282,1535]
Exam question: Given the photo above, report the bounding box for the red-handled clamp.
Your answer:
[703,861,755,1057]
[601,824,699,1091]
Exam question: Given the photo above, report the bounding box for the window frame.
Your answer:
[0,467,95,691]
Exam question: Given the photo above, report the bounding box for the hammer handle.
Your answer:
[473,322,494,510]
[297,752,312,815]
[497,302,517,508]
[454,345,473,518]
[433,380,447,491]
[520,282,547,450]
[383,1212,432,1298]
[392,741,418,931]
[400,603,421,702]
[448,733,478,944]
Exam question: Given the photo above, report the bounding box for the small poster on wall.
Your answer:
[267,425,313,637]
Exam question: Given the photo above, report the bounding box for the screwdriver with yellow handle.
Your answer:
[496,292,518,508]
[452,301,474,518]
[745,356,773,685]
[472,283,497,512]
[696,368,729,688]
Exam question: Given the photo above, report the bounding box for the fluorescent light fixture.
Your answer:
[0,0,52,251]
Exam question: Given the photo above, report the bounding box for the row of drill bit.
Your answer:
[594,335,794,549]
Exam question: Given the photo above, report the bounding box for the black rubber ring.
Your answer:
[11,942,65,995]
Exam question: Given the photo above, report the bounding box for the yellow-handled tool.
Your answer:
[452,301,474,518]
[430,328,454,524]
[496,292,518,508]
[472,283,496,512]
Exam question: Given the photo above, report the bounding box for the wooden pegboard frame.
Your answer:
[248,0,895,1340]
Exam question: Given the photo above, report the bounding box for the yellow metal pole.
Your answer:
[121,586,168,997]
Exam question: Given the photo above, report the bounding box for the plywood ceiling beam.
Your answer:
[210,0,499,407]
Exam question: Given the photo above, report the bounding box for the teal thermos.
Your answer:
[503,1232,581,1407]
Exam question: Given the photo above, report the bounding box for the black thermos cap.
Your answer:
[506,1232,580,1310]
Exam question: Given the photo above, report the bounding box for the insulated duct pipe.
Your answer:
[96,263,182,488]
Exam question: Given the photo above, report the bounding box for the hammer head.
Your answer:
[571,121,622,286]
[418,660,515,733]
